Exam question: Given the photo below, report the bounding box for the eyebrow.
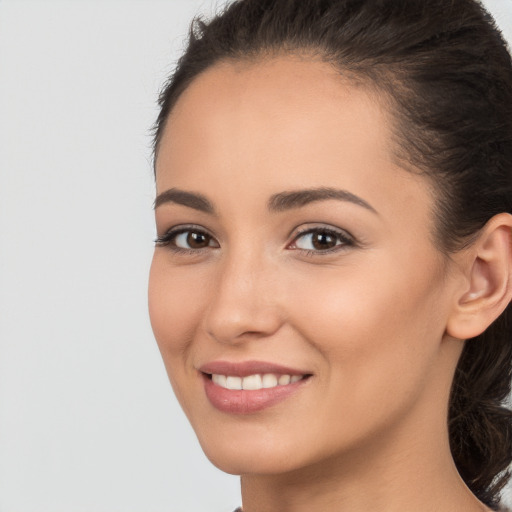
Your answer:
[154,186,377,215]
[268,187,377,214]
[154,188,215,214]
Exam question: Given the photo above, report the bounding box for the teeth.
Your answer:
[278,374,291,385]
[225,376,242,390]
[210,373,305,390]
[262,374,278,388]
[212,374,227,387]
[242,374,263,390]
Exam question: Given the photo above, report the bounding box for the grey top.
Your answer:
[232,506,512,511]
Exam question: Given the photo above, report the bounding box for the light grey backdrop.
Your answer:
[0,1,511,511]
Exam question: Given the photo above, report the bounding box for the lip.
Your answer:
[199,360,312,415]
[198,360,308,377]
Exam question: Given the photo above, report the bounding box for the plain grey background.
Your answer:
[0,1,511,511]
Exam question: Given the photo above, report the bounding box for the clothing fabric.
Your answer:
[233,506,512,511]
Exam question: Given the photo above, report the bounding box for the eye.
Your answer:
[155,226,219,251]
[289,226,354,253]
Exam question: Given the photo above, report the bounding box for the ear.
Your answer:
[446,213,512,340]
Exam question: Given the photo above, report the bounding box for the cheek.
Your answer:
[148,252,216,424]
[148,253,207,369]
[289,247,445,341]
[283,252,448,412]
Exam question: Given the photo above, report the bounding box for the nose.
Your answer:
[202,251,283,345]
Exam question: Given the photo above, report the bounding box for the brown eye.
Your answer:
[291,227,354,253]
[310,231,337,250]
[155,227,219,250]
[185,231,212,249]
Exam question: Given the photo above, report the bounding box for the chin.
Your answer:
[194,426,313,476]
[203,448,303,476]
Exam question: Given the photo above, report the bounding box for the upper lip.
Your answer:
[198,360,310,377]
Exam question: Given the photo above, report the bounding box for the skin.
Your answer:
[149,56,510,512]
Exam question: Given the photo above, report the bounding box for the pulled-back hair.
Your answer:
[153,0,512,508]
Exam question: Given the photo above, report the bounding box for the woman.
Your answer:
[148,0,512,511]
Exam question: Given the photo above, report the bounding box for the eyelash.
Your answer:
[154,225,217,255]
[154,225,356,256]
[289,226,356,256]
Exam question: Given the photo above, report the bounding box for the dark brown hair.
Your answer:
[153,0,512,508]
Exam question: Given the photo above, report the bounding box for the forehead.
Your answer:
[167,55,380,128]
[156,55,433,228]
[159,56,390,162]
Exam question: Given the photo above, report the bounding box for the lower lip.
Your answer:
[203,374,309,414]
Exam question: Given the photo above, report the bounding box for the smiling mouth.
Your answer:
[201,370,312,414]
[199,361,313,413]
[206,373,309,390]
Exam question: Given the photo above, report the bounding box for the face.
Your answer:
[149,56,461,477]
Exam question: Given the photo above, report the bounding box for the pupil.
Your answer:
[313,232,335,250]
[187,231,209,248]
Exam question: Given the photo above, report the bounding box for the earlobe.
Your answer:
[446,213,512,340]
